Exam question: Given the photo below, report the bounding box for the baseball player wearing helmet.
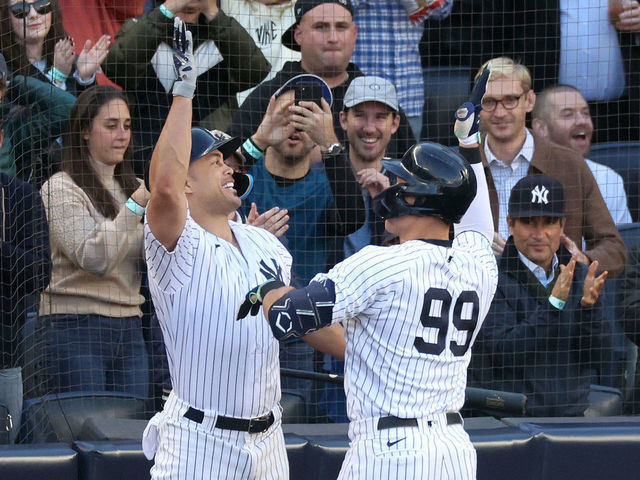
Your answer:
[143,19,344,479]
[239,68,498,479]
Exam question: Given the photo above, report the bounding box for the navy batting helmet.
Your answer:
[371,142,477,224]
[190,127,253,199]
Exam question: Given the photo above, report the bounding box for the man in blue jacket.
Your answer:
[471,174,611,416]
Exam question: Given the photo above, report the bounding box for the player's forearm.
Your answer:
[149,96,192,195]
[302,323,346,361]
[262,286,295,317]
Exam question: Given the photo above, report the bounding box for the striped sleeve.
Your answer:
[454,231,498,285]
[144,214,199,294]
[314,245,407,323]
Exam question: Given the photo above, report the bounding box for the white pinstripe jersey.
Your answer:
[313,231,497,421]
[144,212,292,418]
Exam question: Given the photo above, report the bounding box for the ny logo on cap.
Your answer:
[530,185,549,204]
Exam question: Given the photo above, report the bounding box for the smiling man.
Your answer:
[143,20,344,479]
[531,84,632,225]
[339,75,400,256]
[477,57,626,277]
[229,0,415,159]
[471,174,612,417]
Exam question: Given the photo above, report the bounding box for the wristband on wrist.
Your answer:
[48,67,68,83]
[159,4,175,19]
[458,132,482,146]
[548,295,566,311]
[243,138,264,159]
[125,198,146,217]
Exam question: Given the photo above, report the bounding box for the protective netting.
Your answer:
[0,0,638,445]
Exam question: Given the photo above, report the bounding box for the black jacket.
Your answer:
[471,237,610,416]
[229,61,415,159]
[0,173,51,368]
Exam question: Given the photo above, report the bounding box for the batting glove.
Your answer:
[454,66,490,145]
[237,278,286,320]
[171,17,196,99]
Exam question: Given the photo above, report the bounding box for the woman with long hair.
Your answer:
[0,0,109,92]
[38,85,150,397]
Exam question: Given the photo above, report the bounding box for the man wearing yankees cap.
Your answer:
[471,174,614,417]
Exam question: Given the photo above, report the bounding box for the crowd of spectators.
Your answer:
[1,0,640,443]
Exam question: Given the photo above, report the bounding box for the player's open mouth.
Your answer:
[223,182,235,190]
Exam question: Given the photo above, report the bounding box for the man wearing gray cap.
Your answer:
[229,0,415,159]
[471,174,614,417]
[339,75,401,256]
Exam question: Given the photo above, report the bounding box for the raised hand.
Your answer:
[581,260,608,307]
[53,37,75,78]
[171,17,196,98]
[289,97,339,152]
[76,35,111,81]
[247,203,290,238]
[454,66,490,144]
[252,93,296,150]
[551,254,578,303]
[356,168,390,197]
[560,233,590,265]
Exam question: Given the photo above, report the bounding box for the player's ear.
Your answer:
[507,215,515,235]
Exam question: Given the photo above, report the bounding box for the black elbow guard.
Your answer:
[268,279,336,341]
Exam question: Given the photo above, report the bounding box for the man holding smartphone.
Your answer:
[237,73,365,416]
[229,0,415,159]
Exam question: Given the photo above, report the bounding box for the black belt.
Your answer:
[377,412,462,430]
[184,407,275,434]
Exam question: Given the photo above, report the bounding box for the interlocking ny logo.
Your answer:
[530,185,549,204]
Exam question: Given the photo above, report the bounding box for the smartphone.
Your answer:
[293,83,324,108]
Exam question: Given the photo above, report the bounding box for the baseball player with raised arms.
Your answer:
[238,69,498,478]
[143,19,344,479]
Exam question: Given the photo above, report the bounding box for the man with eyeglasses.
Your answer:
[477,57,626,277]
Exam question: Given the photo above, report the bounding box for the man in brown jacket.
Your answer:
[477,57,626,276]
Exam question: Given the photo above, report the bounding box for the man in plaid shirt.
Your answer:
[351,0,453,139]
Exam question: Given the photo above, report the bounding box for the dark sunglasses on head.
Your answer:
[9,0,52,19]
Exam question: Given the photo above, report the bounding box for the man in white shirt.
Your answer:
[531,84,632,225]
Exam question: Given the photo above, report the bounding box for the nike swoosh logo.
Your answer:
[386,437,406,447]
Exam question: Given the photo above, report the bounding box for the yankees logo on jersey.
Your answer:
[144,213,292,479]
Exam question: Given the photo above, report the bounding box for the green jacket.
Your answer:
[102,8,270,165]
[0,76,76,184]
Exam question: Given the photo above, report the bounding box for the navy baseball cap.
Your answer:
[274,73,333,107]
[508,175,567,219]
[190,127,242,163]
[190,128,253,200]
[282,0,354,51]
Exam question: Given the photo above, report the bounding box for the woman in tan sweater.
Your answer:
[38,85,150,397]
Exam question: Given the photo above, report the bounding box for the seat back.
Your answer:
[20,391,149,444]
[588,143,640,222]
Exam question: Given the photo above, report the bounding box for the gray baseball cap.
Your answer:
[343,76,399,112]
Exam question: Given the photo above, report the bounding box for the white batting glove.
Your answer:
[171,17,196,98]
[454,66,490,145]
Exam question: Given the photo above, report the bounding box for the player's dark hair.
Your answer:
[0,0,68,78]
[62,85,138,219]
